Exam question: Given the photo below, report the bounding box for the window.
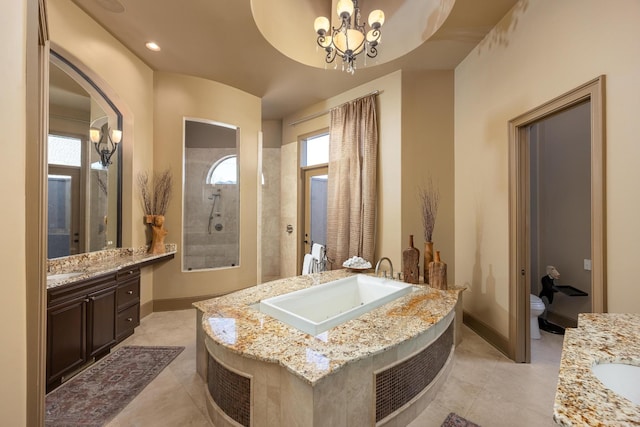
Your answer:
[48,134,82,167]
[301,133,329,167]
[207,155,237,185]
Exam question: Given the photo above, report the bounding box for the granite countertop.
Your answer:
[194,270,462,385]
[554,313,640,426]
[46,243,177,289]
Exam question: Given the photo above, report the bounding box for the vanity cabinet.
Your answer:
[46,273,117,391]
[116,266,141,342]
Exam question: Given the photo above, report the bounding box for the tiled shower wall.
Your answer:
[184,147,239,270]
[261,147,281,282]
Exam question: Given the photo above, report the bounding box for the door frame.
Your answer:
[508,76,606,362]
[301,165,328,267]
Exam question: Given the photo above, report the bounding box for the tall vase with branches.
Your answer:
[137,169,173,254]
[419,178,439,284]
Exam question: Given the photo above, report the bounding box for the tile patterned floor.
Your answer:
[106,309,564,427]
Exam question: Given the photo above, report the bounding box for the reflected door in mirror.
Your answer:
[48,168,81,258]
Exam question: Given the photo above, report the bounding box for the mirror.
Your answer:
[183,119,240,271]
[48,51,122,258]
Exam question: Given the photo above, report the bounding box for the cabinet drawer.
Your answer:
[117,304,140,339]
[117,280,140,309]
[117,266,140,281]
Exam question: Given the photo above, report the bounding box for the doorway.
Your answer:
[48,167,82,257]
[302,166,328,259]
[508,76,606,363]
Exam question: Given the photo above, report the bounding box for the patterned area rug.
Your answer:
[45,346,184,426]
[441,412,481,427]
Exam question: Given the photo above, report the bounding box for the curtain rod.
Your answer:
[288,90,381,126]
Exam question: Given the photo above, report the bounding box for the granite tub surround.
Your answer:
[554,313,640,426]
[47,243,177,289]
[194,270,463,427]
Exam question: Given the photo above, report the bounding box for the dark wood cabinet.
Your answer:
[46,252,173,392]
[116,266,141,342]
[46,273,117,392]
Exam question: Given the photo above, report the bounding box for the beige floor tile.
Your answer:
[105,310,563,427]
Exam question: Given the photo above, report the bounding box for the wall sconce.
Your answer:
[90,125,122,167]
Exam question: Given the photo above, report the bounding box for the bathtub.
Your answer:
[259,274,413,335]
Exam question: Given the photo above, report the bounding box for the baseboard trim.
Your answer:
[140,301,153,319]
[463,311,510,358]
[153,295,221,312]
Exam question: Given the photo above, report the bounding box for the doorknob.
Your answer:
[521,269,526,276]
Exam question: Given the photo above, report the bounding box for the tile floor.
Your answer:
[106,309,564,427]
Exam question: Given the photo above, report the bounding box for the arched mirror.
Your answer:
[183,118,240,271]
[48,51,122,258]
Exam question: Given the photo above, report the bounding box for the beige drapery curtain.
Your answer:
[326,94,378,268]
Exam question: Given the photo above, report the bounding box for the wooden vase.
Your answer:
[423,241,434,284]
[147,214,168,254]
[428,250,447,290]
[402,235,420,284]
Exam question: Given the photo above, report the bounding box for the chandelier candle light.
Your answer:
[314,0,384,74]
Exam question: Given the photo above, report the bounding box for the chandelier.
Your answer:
[314,0,385,74]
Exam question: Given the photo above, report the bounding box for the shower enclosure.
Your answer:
[183,119,240,271]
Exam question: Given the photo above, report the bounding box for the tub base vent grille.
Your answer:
[375,322,453,422]
[207,354,251,426]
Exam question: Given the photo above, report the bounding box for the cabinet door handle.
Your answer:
[126,317,133,322]
[127,290,134,295]
[128,270,134,275]
[84,298,90,303]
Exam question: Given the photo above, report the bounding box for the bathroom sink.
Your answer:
[592,363,640,405]
[47,272,84,282]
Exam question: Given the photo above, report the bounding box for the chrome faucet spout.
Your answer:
[375,257,394,278]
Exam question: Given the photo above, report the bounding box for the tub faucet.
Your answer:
[375,257,394,278]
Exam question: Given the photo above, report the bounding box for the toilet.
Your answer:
[530,294,546,339]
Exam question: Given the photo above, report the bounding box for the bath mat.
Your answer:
[441,412,481,427]
[45,345,184,426]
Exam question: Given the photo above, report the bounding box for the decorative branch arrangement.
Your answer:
[137,169,173,254]
[137,169,173,216]
[418,177,440,242]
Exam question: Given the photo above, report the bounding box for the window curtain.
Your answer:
[326,94,378,268]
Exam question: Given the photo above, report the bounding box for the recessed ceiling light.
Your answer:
[145,42,161,52]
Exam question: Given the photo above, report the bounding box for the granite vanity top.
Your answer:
[194,270,462,385]
[554,313,640,426]
[46,243,177,289]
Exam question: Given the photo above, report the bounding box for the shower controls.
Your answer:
[214,223,223,231]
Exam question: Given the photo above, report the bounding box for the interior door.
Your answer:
[48,166,81,257]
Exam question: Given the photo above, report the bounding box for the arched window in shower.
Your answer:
[183,119,240,271]
[207,155,237,185]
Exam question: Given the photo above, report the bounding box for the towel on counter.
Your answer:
[302,253,314,275]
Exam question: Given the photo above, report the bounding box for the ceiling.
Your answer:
[69,0,518,121]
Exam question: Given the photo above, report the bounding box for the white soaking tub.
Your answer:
[259,274,413,335]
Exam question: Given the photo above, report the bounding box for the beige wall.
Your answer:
[281,70,455,278]
[455,0,640,337]
[1,0,29,423]
[401,71,455,282]
[153,72,262,300]
[49,0,156,307]
[281,71,403,275]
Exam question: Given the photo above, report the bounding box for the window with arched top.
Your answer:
[206,155,237,185]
